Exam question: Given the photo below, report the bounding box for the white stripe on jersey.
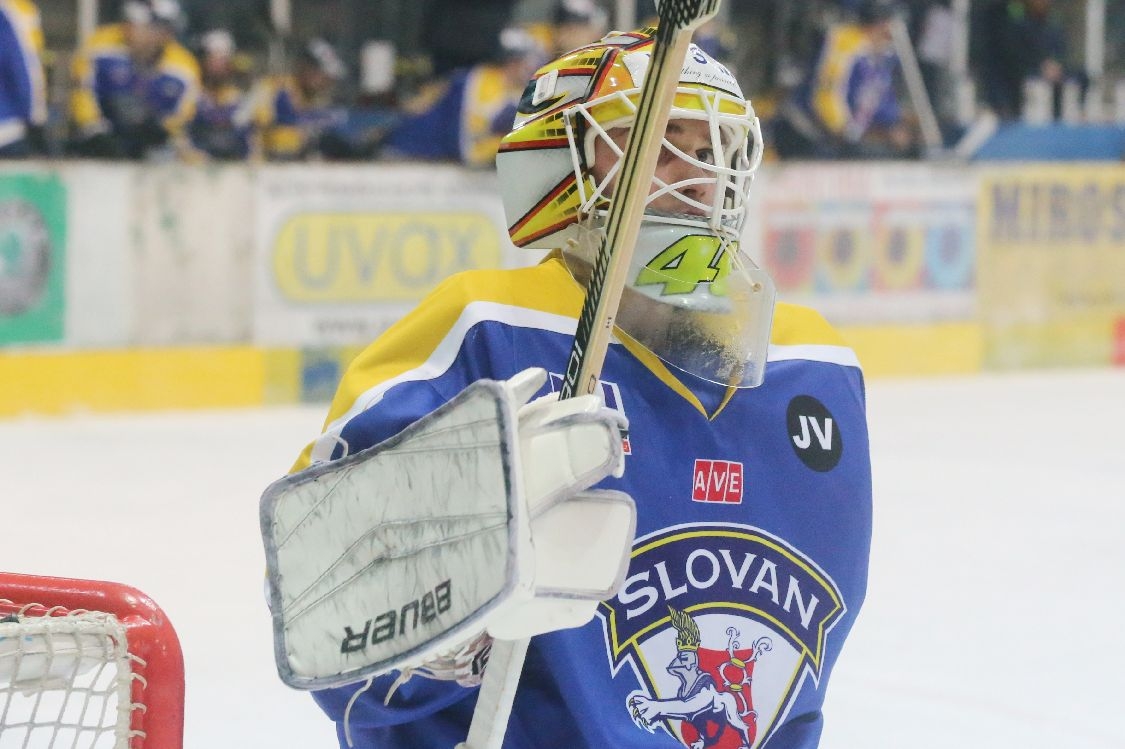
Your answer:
[768,343,862,369]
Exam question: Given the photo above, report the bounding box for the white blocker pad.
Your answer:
[260,370,636,690]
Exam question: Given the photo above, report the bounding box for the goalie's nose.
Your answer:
[651,160,714,217]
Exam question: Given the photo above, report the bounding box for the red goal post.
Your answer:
[0,572,184,749]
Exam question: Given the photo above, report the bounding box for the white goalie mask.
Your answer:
[497,29,775,388]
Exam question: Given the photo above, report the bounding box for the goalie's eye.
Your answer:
[663,120,717,167]
[695,148,716,166]
[656,143,714,169]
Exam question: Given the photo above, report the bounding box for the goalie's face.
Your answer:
[589,119,717,218]
[565,114,775,390]
[573,90,762,242]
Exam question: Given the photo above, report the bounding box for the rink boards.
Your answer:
[1,161,1122,415]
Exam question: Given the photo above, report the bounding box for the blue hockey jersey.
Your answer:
[0,0,46,150]
[296,254,872,749]
[250,75,349,161]
[69,24,200,144]
[382,63,524,168]
[806,23,902,143]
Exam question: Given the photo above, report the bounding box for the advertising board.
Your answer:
[978,165,1125,367]
[255,165,521,346]
[752,164,976,325]
[0,172,66,345]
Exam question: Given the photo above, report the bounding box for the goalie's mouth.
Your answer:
[639,207,744,241]
[646,204,708,219]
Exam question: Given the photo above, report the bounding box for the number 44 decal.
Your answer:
[633,235,730,296]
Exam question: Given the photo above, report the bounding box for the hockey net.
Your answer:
[0,573,184,749]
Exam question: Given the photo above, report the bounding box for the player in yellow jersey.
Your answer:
[69,0,201,160]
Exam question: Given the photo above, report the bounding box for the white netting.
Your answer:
[0,604,138,749]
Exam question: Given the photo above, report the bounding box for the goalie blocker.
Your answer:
[260,368,636,690]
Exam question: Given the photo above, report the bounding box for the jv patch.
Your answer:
[786,395,842,472]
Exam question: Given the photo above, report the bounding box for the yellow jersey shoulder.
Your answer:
[426,256,582,319]
[85,24,129,55]
[6,0,38,15]
[160,40,201,82]
[3,0,43,43]
[770,302,848,348]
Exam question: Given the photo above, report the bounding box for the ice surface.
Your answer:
[0,405,330,746]
[1,368,1122,748]
[823,368,1125,749]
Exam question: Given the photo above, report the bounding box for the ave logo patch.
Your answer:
[599,523,846,749]
[786,396,842,472]
[692,460,744,504]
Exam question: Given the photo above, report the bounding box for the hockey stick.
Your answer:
[558,0,723,400]
[457,2,723,748]
[888,15,944,155]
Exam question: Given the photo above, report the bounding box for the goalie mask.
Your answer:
[496,29,775,388]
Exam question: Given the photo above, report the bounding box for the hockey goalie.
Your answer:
[261,24,871,749]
